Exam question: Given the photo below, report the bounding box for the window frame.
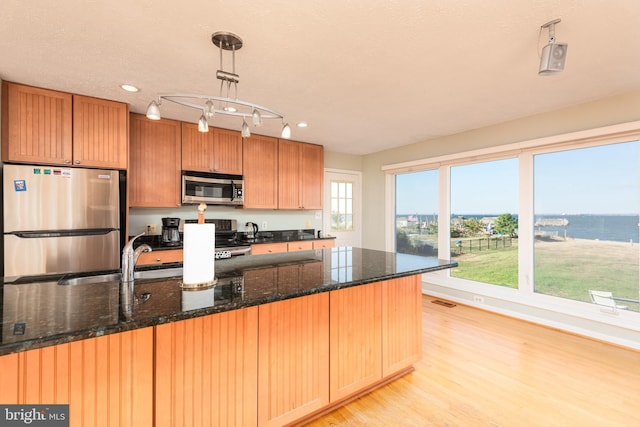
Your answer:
[384,120,640,332]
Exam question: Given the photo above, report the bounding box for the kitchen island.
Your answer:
[0,248,456,427]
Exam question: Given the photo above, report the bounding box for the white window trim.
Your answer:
[384,120,640,348]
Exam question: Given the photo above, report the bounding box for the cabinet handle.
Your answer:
[74,160,81,164]
[64,160,71,164]
[156,258,161,262]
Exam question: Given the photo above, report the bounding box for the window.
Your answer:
[449,158,519,287]
[395,170,438,256]
[533,141,639,311]
[330,180,353,231]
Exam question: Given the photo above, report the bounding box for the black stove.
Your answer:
[184,218,251,259]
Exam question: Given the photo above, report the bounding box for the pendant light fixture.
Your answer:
[146,31,291,139]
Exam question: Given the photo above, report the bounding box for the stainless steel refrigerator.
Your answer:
[3,164,121,279]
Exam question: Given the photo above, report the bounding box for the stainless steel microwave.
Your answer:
[181,172,244,206]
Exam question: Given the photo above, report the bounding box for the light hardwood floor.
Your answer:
[305,295,640,426]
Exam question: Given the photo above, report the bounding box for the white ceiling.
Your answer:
[2,0,640,155]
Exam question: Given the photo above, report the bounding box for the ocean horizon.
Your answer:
[398,213,640,243]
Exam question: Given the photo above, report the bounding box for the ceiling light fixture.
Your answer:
[120,84,139,92]
[146,31,290,139]
[538,18,568,75]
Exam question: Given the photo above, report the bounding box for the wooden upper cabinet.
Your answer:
[278,139,301,209]
[129,114,182,208]
[278,139,324,209]
[301,142,324,209]
[243,134,278,209]
[1,82,128,169]
[1,81,73,165]
[72,95,128,169]
[214,127,243,174]
[181,124,242,175]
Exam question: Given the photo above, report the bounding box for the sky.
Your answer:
[395,140,638,215]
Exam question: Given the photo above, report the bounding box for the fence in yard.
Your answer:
[453,236,513,254]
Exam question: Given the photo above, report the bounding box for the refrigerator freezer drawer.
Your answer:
[4,230,120,277]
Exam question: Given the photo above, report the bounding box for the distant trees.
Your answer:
[494,213,518,237]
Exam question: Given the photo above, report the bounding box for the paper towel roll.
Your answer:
[181,288,215,311]
[182,223,215,287]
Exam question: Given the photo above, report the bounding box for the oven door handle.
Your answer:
[229,246,252,256]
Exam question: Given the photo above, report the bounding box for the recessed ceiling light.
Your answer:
[120,84,139,93]
[296,122,308,128]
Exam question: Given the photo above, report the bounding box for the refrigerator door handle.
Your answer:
[9,229,118,238]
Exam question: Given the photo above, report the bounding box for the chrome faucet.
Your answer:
[121,232,152,285]
[121,232,152,318]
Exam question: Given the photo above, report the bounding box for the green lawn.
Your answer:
[449,237,640,311]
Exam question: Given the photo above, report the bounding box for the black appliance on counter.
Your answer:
[184,218,251,259]
[161,217,181,247]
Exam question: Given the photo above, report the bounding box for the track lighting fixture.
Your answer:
[146,31,291,138]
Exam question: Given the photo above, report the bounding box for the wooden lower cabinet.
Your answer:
[251,242,288,255]
[136,249,183,266]
[258,293,330,427]
[287,240,313,252]
[0,328,154,427]
[0,275,422,427]
[155,307,259,427]
[312,239,335,249]
[329,283,383,402]
[382,275,423,376]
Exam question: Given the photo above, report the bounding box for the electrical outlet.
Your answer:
[473,295,484,304]
[145,223,157,234]
[262,221,268,230]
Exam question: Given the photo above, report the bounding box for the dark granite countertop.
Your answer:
[0,248,456,356]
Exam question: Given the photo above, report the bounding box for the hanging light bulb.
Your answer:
[252,108,262,126]
[198,114,209,132]
[241,119,251,138]
[281,122,291,139]
[204,100,215,119]
[146,100,161,120]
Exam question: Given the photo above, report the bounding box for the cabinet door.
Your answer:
[329,282,382,402]
[0,328,154,427]
[278,139,301,209]
[258,293,329,427]
[155,308,259,427]
[251,242,288,255]
[313,239,335,249]
[181,122,215,172]
[287,240,314,252]
[1,81,73,165]
[300,142,324,209]
[278,140,324,210]
[214,127,243,175]
[73,95,128,169]
[129,114,182,208]
[382,275,422,376]
[243,134,278,208]
[136,249,183,265]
